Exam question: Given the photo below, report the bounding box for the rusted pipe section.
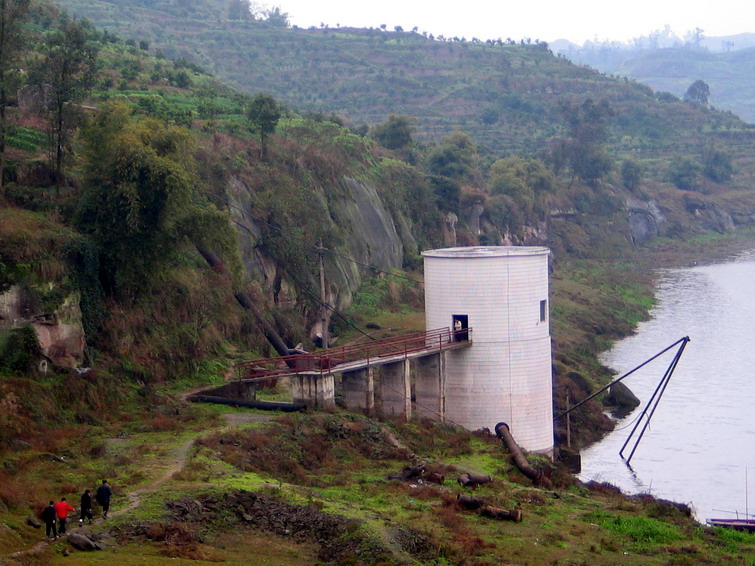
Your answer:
[495,422,552,489]
[480,505,523,522]
[456,494,482,510]
[457,473,492,488]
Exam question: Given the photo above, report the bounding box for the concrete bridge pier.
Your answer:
[414,352,445,420]
[341,367,375,415]
[292,374,335,410]
[380,359,412,421]
[204,380,258,401]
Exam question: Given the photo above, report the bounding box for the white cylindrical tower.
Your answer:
[422,246,553,454]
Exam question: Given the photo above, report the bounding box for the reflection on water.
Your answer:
[579,255,755,522]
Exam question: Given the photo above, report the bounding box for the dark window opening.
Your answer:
[452,314,469,341]
[540,300,547,323]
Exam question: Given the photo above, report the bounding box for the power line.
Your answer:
[320,246,423,283]
[207,189,422,284]
[227,213,376,342]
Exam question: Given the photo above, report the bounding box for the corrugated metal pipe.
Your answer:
[495,422,552,489]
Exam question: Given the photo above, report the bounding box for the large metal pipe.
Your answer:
[187,394,305,412]
[195,244,294,362]
[495,422,552,489]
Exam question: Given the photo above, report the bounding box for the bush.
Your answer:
[0,326,41,375]
[668,157,702,190]
[620,159,643,190]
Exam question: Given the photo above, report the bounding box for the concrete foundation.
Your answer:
[341,367,375,414]
[414,353,444,420]
[291,374,335,410]
[204,381,257,401]
[380,359,412,420]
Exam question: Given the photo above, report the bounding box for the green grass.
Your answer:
[589,511,683,550]
[6,127,46,152]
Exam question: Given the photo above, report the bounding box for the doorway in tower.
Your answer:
[451,314,468,341]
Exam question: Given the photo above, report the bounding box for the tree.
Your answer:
[263,6,289,27]
[702,145,733,182]
[228,0,250,20]
[620,159,643,191]
[491,157,554,194]
[0,0,30,193]
[77,103,235,296]
[685,27,704,49]
[429,174,460,212]
[550,98,614,186]
[371,115,413,150]
[246,93,281,157]
[426,131,477,181]
[479,106,499,125]
[668,157,701,190]
[684,79,710,106]
[39,16,98,187]
[489,156,554,216]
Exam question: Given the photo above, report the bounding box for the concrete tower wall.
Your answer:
[422,246,553,454]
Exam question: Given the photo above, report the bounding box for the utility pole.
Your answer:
[566,392,571,448]
[318,239,328,350]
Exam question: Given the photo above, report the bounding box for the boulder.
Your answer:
[67,532,101,551]
[605,381,640,413]
[17,84,51,117]
[627,198,666,245]
[26,515,41,528]
[0,286,86,369]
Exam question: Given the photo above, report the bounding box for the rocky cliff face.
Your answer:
[0,286,86,370]
[627,198,667,245]
[227,174,408,340]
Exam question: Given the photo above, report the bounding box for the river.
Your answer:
[579,253,755,523]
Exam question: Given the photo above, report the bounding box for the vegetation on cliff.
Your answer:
[0,1,754,563]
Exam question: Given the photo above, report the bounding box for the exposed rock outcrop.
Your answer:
[17,84,50,117]
[605,381,641,417]
[228,174,406,339]
[684,195,735,234]
[628,198,667,245]
[0,286,85,369]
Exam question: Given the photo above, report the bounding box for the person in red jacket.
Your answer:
[53,497,75,535]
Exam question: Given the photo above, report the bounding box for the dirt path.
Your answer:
[1,410,270,564]
[114,411,270,517]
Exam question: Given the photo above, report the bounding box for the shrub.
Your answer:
[0,326,41,375]
[593,512,682,549]
[668,157,701,190]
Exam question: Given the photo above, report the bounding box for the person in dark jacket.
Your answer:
[41,501,57,540]
[95,479,112,519]
[79,489,93,525]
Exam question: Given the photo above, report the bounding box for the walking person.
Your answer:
[41,500,57,540]
[53,497,75,535]
[95,479,112,519]
[79,489,93,525]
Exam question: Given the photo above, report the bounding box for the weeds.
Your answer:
[590,511,683,550]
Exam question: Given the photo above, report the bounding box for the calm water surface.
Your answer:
[579,254,755,522]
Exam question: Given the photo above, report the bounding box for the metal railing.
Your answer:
[238,326,471,380]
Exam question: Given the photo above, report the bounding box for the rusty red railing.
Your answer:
[237,326,471,381]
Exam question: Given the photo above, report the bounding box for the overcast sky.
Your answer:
[272,0,755,45]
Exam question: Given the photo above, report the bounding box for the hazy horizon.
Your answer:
[272,0,755,46]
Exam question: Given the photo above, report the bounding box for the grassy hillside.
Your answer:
[52,0,755,160]
[558,43,755,124]
[0,4,754,564]
[1,403,754,565]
